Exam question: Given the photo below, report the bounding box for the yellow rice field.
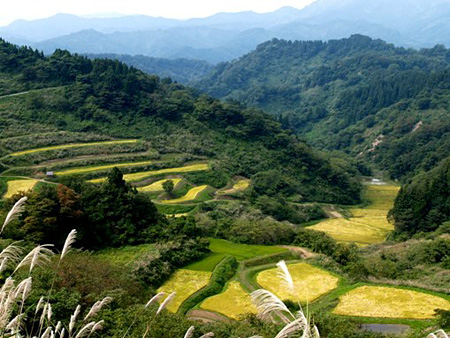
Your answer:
[137,178,182,192]
[157,269,211,313]
[201,281,257,319]
[333,286,450,319]
[54,160,155,176]
[308,185,399,246]
[8,139,138,157]
[256,263,339,302]
[166,213,189,218]
[218,179,250,195]
[3,179,38,198]
[161,185,209,204]
[89,163,209,183]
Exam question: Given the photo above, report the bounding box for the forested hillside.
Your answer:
[195,35,450,181]
[0,38,361,206]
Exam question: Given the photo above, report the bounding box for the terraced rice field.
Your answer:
[161,185,209,204]
[233,179,250,191]
[137,178,182,193]
[200,281,257,319]
[3,179,38,198]
[256,263,339,302]
[90,163,209,183]
[54,160,156,176]
[308,185,399,246]
[157,269,212,313]
[8,139,138,157]
[333,286,450,319]
[95,244,156,266]
[185,239,287,272]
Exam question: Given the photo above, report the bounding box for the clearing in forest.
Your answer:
[54,160,156,176]
[256,262,339,303]
[3,179,38,198]
[333,285,450,319]
[308,185,399,246]
[90,163,209,183]
[138,178,183,192]
[157,269,212,313]
[200,281,257,319]
[8,139,138,157]
[161,185,209,204]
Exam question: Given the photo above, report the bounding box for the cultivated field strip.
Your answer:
[137,178,183,192]
[7,139,138,157]
[89,163,210,183]
[54,160,157,176]
[308,185,399,245]
[256,262,339,302]
[161,185,209,204]
[333,286,450,319]
[157,269,212,313]
[3,179,38,199]
[200,281,257,319]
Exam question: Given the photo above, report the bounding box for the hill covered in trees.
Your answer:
[0,38,362,207]
[194,35,450,181]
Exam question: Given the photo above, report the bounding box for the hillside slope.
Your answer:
[0,38,361,206]
[194,35,450,180]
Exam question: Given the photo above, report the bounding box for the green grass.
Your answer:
[184,253,227,271]
[184,239,287,273]
[208,238,287,261]
[155,204,197,215]
[95,244,156,266]
[54,160,156,176]
[8,139,138,157]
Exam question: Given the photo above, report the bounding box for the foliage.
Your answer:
[390,157,450,236]
[131,238,210,288]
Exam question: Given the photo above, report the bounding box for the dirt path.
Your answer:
[0,91,31,99]
[279,246,316,258]
[186,309,231,323]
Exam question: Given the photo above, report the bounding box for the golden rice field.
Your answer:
[54,160,155,176]
[161,185,209,204]
[256,263,339,303]
[201,281,257,319]
[333,286,450,319]
[308,185,399,246]
[166,213,189,218]
[8,139,138,157]
[157,269,211,313]
[137,178,182,192]
[3,179,38,198]
[233,179,250,191]
[90,163,209,183]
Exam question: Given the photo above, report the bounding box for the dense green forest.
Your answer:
[194,35,450,181]
[389,157,450,237]
[85,53,213,84]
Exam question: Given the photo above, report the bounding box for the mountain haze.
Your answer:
[1,0,450,62]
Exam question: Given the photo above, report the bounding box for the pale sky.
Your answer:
[0,0,316,26]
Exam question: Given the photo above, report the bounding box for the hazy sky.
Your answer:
[0,0,316,26]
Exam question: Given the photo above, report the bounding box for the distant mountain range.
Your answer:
[1,0,450,62]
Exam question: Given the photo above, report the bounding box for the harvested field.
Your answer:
[256,262,339,302]
[138,178,182,192]
[308,185,399,245]
[158,269,211,313]
[200,281,257,319]
[161,185,208,204]
[54,160,156,176]
[90,163,209,183]
[8,139,138,157]
[3,179,38,198]
[333,286,450,319]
